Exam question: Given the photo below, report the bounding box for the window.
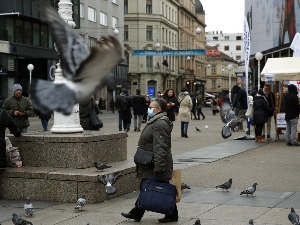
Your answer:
[112,0,118,4]
[88,36,97,48]
[100,12,107,26]
[213,36,218,41]
[212,80,216,88]
[32,23,40,46]
[236,55,241,60]
[224,36,229,40]
[40,24,48,47]
[24,21,32,45]
[236,36,242,40]
[211,64,216,73]
[146,0,152,13]
[146,26,153,41]
[236,45,241,50]
[224,46,229,51]
[124,25,128,41]
[88,7,96,22]
[124,0,128,13]
[146,56,153,72]
[80,3,84,18]
[15,19,24,44]
[112,17,118,28]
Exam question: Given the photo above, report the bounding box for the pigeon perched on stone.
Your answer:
[75,194,87,211]
[248,219,254,224]
[181,182,191,191]
[30,0,122,115]
[205,125,208,129]
[215,178,232,191]
[12,213,33,225]
[24,197,33,217]
[195,127,201,132]
[240,183,258,196]
[94,162,111,171]
[194,219,201,225]
[288,207,300,225]
[99,172,121,195]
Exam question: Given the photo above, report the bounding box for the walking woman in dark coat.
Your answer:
[163,88,178,122]
[79,97,101,130]
[0,108,21,168]
[121,98,178,223]
[253,89,270,143]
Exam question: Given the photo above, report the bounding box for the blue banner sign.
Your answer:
[132,49,206,56]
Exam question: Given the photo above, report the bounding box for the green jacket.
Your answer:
[2,96,35,129]
[136,112,174,180]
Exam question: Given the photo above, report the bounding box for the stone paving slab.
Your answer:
[276,192,300,209]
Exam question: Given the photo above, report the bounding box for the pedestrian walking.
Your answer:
[121,98,178,223]
[0,108,21,168]
[189,92,197,120]
[142,95,151,122]
[195,91,205,120]
[115,89,132,131]
[178,87,193,138]
[109,98,115,113]
[35,110,52,131]
[163,89,178,122]
[132,89,147,132]
[262,84,276,140]
[79,96,101,130]
[2,84,35,133]
[232,78,247,130]
[284,84,299,146]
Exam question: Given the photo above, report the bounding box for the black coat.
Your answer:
[253,95,269,125]
[163,96,178,122]
[0,109,21,166]
[132,95,147,115]
[285,92,299,120]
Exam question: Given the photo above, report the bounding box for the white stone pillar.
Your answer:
[50,0,83,133]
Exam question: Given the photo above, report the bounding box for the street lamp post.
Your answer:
[227,64,233,100]
[255,52,263,90]
[27,64,34,85]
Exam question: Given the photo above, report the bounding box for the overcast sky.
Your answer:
[200,0,245,33]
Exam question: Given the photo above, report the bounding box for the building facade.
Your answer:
[206,31,244,62]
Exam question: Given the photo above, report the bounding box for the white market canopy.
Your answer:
[205,93,215,98]
[261,57,300,81]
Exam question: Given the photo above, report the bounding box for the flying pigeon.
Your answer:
[12,213,33,225]
[288,207,300,225]
[194,219,201,225]
[24,197,33,217]
[205,125,208,129]
[181,182,191,191]
[99,172,121,195]
[30,0,122,115]
[220,100,245,139]
[240,183,258,196]
[75,194,87,211]
[195,127,201,132]
[94,162,111,171]
[248,219,254,224]
[215,178,232,191]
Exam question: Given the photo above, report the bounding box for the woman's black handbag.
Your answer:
[137,179,177,215]
[90,109,103,130]
[134,147,153,166]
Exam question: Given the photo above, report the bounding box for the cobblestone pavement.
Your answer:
[1,108,299,225]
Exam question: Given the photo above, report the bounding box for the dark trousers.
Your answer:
[255,123,264,136]
[197,108,205,119]
[181,122,189,135]
[118,111,123,130]
[41,119,49,131]
[0,145,6,167]
[123,118,131,131]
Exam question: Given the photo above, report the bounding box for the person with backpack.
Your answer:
[115,88,132,132]
[132,89,147,132]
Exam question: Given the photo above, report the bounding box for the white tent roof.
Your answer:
[205,93,215,98]
[261,57,300,81]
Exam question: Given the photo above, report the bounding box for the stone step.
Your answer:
[8,132,127,169]
[0,160,140,204]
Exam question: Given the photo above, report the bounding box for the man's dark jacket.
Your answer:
[285,85,299,120]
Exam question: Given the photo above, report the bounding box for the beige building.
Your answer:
[124,0,206,97]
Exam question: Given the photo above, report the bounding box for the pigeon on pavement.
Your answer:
[248,219,254,224]
[94,162,111,171]
[215,178,232,191]
[205,125,208,129]
[194,219,201,225]
[24,197,33,217]
[12,213,33,225]
[99,172,121,195]
[30,0,122,115]
[288,207,300,225]
[181,182,191,191]
[195,127,201,132]
[240,183,258,196]
[75,194,87,211]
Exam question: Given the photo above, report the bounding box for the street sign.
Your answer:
[132,49,206,56]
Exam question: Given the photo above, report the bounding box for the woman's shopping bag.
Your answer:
[137,179,177,215]
[170,169,182,203]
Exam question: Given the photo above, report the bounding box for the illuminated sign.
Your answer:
[132,49,206,56]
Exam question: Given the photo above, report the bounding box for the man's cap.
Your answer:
[13,83,22,92]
